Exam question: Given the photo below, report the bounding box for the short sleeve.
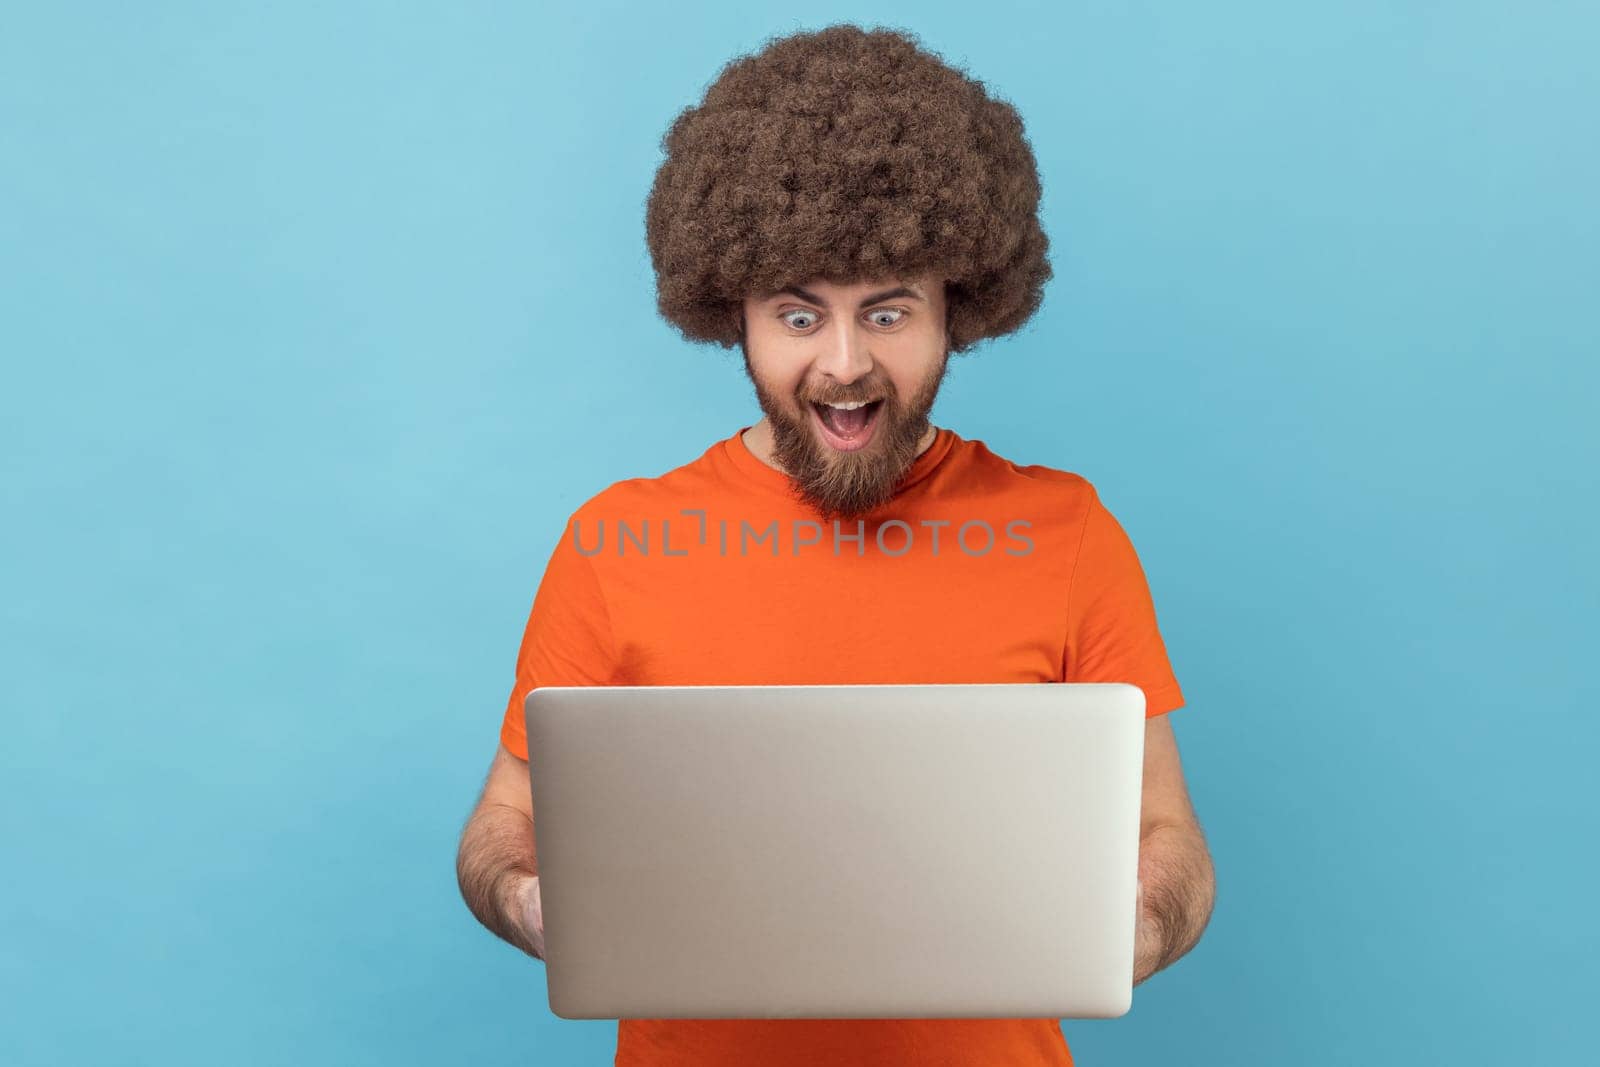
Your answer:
[498,516,619,759]
[1064,485,1186,717]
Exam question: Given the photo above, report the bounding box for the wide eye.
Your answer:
[868,308,904,328]
[782,309,819,330]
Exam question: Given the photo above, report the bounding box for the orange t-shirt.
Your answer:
[498,424,1186,1067]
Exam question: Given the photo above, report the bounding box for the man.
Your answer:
[457,22,1214,1066]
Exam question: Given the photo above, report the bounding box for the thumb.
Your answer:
[522,876,544,929]
[518,876,547,959]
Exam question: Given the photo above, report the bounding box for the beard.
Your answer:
[740,339,950,521]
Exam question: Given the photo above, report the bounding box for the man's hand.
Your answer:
[512,874,547,960]
[1132,877,1162,986]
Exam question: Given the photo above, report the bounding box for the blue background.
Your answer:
[4,2,1595,1064]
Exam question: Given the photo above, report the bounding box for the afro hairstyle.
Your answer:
[644,22,1053,354]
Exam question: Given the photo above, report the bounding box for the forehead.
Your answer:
[757,275,932,303]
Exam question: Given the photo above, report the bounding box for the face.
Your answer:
[739,273,951,520]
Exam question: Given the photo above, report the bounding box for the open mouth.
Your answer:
[811,398,884,452]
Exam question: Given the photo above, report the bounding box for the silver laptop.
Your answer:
[524,682,1147,1020]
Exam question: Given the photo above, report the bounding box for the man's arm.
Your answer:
[1133,713,1216,984]
[456,742,545,959]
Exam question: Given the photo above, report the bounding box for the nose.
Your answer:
[813,317,875,388]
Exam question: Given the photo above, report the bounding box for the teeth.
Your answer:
[821,400,871,410]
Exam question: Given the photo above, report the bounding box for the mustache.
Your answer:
[802,389,893,406]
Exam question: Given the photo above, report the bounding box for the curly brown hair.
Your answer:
[644,23,1052,354]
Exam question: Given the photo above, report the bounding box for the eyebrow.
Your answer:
[774,284,926,309]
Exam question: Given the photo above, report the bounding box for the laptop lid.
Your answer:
[524,682,1146,1020]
